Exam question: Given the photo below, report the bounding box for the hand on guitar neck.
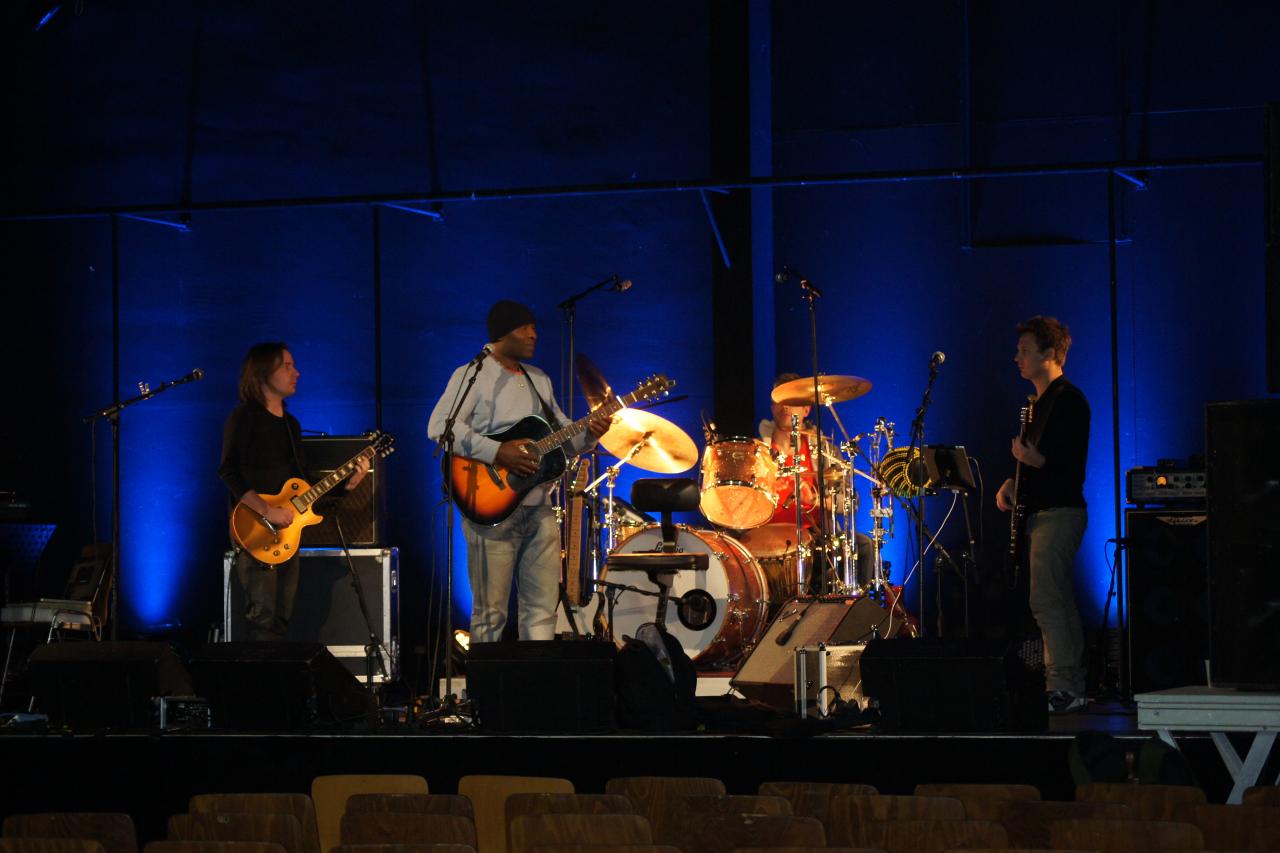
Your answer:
[996,478,1015,512]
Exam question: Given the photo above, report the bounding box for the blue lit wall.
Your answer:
[4,1,1278,655]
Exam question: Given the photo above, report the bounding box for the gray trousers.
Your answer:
[1026,507,1088,695]
[234,549,300,641]
[463,504,560,643]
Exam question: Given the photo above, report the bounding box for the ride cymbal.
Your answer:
[599,407,698,474]
[771,374,872,406]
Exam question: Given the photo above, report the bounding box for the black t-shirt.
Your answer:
[1021,376,1090,512]
[218,400,307,506]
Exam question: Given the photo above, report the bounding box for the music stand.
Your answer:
[922,445,977,494]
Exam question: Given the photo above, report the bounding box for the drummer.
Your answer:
[759,372,874,588]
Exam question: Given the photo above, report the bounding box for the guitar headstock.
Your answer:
[364,429,397,459]
[630,373,675,405]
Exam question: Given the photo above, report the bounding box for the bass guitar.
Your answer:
[446,374,673,526]
[230,430,396,565]
[1007,398,1034,571]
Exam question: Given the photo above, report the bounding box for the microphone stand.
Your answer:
[909,357,941,635]
[433,350,489,705]
[85,369,204,639]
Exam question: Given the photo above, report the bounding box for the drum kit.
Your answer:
[557,357,920,669]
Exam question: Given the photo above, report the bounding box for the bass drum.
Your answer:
[607,524,768,668]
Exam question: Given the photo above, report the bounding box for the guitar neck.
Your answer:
[297,447,373,509]
[528,389,644,457]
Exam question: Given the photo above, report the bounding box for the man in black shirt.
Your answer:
[996,316,1090,713]
[218,342,368,640]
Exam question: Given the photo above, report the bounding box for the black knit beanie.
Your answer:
[486,300,536,342]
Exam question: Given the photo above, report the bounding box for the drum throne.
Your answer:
[604,478,709,632]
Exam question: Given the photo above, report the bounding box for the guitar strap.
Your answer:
[518,364,565,431]
[1027,378,1064,445]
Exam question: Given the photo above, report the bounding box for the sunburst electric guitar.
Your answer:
[230,430,396,565]
[446,374,674,526]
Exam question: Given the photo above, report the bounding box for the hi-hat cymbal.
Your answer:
[599,408,698,474]
[771,374,873,406]
[575,353,611,410]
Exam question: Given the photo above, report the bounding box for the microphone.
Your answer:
[774,266,804,285]
[472,344,494,365]
[930,351,946,368]
[174,368,204,384]
[614,278,633,293]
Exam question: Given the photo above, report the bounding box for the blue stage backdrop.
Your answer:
[3,1,1278,661]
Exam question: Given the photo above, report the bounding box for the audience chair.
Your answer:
[338,815,475,849]
[0,841,106,853]
[650,797,792,848]
[508,815,651,853]
[826,796,964,847]
[862,818,1007,853]
[911,783,1039,821]
[3,814,138,853]
[334,846,474,853]
[1048,817,1204,852]
[189,795,320,853]
[995,799,1129,849]
[603,777,726,830]
[756,783,879,824]
[457,776,573,853]
[167,814,304,853]
[144,843,285,853]
[1188,803,1280,852]
[312,775,429,853]
[1242,785,1280,808]
[1074,782,1207,821]
[655,814,823,853]
[346,797,473,820]
[528,846,677,853]
[504,796,632,853]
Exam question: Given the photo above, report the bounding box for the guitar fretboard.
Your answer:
[295,448,374,510]
[530,389,646,456]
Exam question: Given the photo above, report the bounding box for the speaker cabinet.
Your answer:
[28,641,193,730]
[300,435,384,547]
[223,547,399,683]
[467,640,616,732]
[1125,509,1209,694]
[1207,400,1280,689]
[860,638,1047,732]
[731,596,905,710]
[189,642,374,731]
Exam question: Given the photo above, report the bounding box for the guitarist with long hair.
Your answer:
[428,300,611,643]
[995,316,1090,714]
[218,342,369,640]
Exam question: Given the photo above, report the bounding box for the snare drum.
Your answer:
[607,524,768,667]
[699,437,778,529]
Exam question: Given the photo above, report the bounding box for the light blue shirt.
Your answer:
[428,352,593,506]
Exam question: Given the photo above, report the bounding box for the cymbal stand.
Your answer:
[781,413,807,594]
[822,401,861,592]
[860,418,897,598]
[582,435,649,552]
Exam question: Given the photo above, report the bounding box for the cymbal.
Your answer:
[599,407,698,474]
[771,374,873,406]
[575,353,612,410]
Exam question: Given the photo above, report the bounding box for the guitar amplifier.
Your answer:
[1125,466,1206,506]
[222,547,399,683]
[300,435,385,547]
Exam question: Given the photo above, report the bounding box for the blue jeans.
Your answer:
[1027,507,1088,695]
[462,504,560,642]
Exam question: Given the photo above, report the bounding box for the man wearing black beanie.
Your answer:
[428,300,611,642]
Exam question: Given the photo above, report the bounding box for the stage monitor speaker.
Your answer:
[1125,509,1209,694]
[467,640,615,732]
[300,435,384,547]
[859,638,1047,732]
[1207,400,1280,689]
[27,641,193,730]
[189,642,374,731]
[731,596,905,711]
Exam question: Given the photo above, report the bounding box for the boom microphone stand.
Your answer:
[85,368,205,639]
[908,352,943,634]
